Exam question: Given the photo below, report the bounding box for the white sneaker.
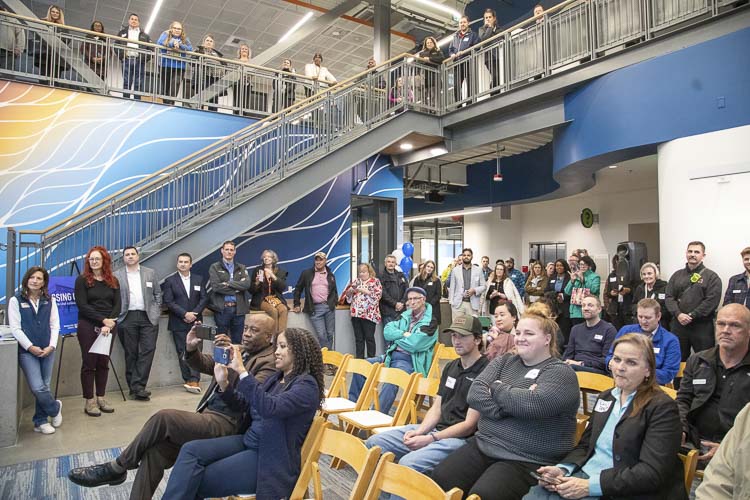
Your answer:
[34,423,56,435]
[52,400,63,427]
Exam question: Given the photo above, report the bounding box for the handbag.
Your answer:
[570,287,591,306]
[264,295,283,307]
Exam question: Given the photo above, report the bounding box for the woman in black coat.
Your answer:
[631,262,670,329]
[249,249,288,335]
[411,259,442,324]
[524,333,687,500]
[546,259,572,347]
[415,36,444,107]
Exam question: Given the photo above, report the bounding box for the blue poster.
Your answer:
[49,276,78,336]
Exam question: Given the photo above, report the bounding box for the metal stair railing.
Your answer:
[13,0,745,276]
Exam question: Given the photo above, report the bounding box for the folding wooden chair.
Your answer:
[575,413,589,445]
[320,359,381,423]
[427,343,459,379]
[321,348,351,397]
[363,452,463,500]
[371,375,441,435]
[665,361,686,389]
[290,426,382,499]
[662,386,677,399]
[576,372,614,415]
[338,368,418,438]
[678,448,699,493]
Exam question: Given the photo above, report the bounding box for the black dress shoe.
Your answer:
[133,389,151,401]
[68,463,126,487]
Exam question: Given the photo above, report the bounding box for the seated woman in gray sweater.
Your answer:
[431,310,580,500]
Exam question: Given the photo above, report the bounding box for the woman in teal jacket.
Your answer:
[564,256,601,326]
[156,21,193,104]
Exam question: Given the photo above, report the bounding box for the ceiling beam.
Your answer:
[251,0,366,67]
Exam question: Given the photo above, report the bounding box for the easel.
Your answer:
[53,261,127,401]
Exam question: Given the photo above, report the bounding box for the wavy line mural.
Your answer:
[0,80,255,300]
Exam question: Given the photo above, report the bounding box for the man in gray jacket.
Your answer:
[115,246,162,401]
[448,248,486,321]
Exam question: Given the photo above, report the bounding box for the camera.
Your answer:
[195,325,217,341]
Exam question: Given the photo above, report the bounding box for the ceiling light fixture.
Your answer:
[493,144,503,182]
[403,207,492,222]
[400,143,414,151]
[279,11,314,43]
[144,0,165,35]
[430,146,447,155]
[608,165,618,169]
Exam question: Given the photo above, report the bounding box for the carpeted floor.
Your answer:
[0,447,356,500]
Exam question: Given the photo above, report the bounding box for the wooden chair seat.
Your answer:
[363,452,463,500]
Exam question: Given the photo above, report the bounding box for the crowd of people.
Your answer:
[6,238,749,498]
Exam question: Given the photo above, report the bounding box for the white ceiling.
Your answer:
[587,154,658,195]
[22,0,465,78]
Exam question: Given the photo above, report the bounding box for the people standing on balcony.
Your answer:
[0,7,25,73]
[84,21,108,80]
[389,75,413,104]
[416,37,444,107]
[250,249,289,336]
[114,246,162,402]
[479,9,502,92]
[447,15,479,105]
[272,58,297,113]
[303,52,336,97]
[208,241,252,344]
[74,246,121,417]
[232,43,253,115]
[33,5,67,81]
[156,21,192,105]
[9,267,63,435]
[117,13,151,100]
[193,34,224,112]
[292,252,339,351]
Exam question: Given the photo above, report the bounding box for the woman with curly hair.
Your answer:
[9,266,63,434]
[74,246,121,416]
[249,249,289,335]
[163,327,324,499]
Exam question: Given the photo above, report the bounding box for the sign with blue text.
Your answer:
[49,276,78,336]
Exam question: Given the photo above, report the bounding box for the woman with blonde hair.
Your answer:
[249,250,288,334]
[525,261,548,305]
[156,21,193,104]
[631,262,670,328]
[347,263,382,358]
[525,333,686,500]
[484,261,525,316]
[233,43,253,115]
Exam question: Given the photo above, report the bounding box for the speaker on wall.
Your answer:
[616,241,648,284]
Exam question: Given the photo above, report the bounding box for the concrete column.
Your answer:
[373,0,391,63]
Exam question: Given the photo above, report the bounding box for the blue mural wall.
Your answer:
[190,154,403,294]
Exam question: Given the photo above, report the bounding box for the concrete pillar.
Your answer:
[373,0,391,63]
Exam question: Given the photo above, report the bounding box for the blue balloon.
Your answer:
[400,256,413,278]
[402,242,414,257]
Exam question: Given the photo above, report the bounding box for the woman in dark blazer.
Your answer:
[163,327,324,499]
[631,262,670,329]
[411,259,442,324]
[546,259,572,347]
[249,249,288,335]
[524,333,687,500]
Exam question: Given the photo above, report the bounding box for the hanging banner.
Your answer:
[49,276,78,335]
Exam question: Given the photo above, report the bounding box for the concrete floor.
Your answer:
[0,382,209,467]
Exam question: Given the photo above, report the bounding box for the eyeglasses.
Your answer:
[406,296,425,302]
[88,257,102,262]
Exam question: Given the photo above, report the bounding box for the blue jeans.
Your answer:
[310,303,335,350]
[214,306,245,344]
[164,434,258,499]
[365,424,467,474]
[18,351,60,426]
[522,471,596,500]
[122,57,145,99]
[348,351,414,415]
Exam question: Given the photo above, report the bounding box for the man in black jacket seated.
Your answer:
[68,315,277,499]
[676,303,750,465]
[292,252,338,350]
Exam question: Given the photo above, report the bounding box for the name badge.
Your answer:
[594,334,603,340]
[653,347,660,354]
[610,277,617,282]
[693,378,707,385]
[20,302,30,308]
[595,400,613,413]
[445,376,456,389]
[525,369,540,379]
[146,281,153,288]
[733,290,742,294]
[658,293,666,299]
[194,285,201,291]
[427,282,433,286]
[550,279,556,283]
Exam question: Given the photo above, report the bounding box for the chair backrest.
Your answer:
[290,426,381,500]
[300,416,328,468]
[363,452,463,500]
[327,358,381,403]
[576,371,615,414]
[678,448,699,493]
[575,413,589,446]
[321,348,351,395]
[409,376,442,424]
[662,386,677,399]
[428,343,460,379]
[365,368,419,424]
[665,362,687,389]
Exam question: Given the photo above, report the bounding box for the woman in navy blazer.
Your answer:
[163,327,324,500]
[524,333,687,500]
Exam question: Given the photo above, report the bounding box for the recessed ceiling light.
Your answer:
[430,146,447,155]
[608,165,618,169]
[400,143,413,151]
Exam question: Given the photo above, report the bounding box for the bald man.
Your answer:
[676,304,750,465]
[69,313,278,498]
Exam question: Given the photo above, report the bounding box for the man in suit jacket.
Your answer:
[67,314,277,498]
[115,246,162,401]
[162,252,208,394]
[448,248,486,321]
